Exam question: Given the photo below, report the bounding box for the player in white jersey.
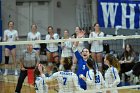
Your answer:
[89,23,104,73]
[3,21,19,76]
[45,26,59,63]
[27,24,41,53]
[80,58,105,93]
[59,30,72,70]
[104,54,120,93]
[72,27,85,72]
[34,65,48,93]
[38,57,83,93]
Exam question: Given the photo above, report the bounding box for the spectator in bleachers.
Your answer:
[27,24,41,54]
[73,26,85,52]
[72,27,85,72]
[45,26,59,63]
[125,62,140,77]
[119,44,135,81]
[89,23,104,73]
[3,21,19,76]
[82,28,90,49]
[59,30,72,70]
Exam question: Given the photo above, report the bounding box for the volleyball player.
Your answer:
[34,65,48,93]
[104,54,120,93]
[45,26,59,63]
[3,21,19,76]
[72,26,85,72]
[38,57,83,93]
[72,41,90,90]
[27,24,41,53]
[89,23,104,72]
[80,58,105,93]
[59,30,72,70]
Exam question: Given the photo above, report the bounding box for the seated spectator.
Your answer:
[125,62,140,77]
[119,44,136,81]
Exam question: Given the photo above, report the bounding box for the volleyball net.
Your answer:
[0,35,140,93]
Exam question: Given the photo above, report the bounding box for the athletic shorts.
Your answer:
[33,48,40,51]
[5,45,16,50]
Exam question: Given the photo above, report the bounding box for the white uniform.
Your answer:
[43,71,83,93]
[61,37,72,57]
[86,69,105,92]
[89,32,104,53]
[105,67,120,93]
[27,32,41,48]
[3,29,18,42]
[45,33,59,52]
[35,75,48,93]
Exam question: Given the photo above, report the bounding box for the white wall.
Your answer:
[16,2,49,36]
[1,0,77,36]
[52,0,77,36]
[1,0,17,30]
[92,0,97,25]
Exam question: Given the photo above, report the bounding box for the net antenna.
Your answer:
[115,25,125,48]
[115,25,122,36]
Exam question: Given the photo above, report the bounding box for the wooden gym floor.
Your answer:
[0,75,140,93]
[0,64,140,93]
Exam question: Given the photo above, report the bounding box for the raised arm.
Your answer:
[72,41,82,60]
[41,72,58,82]
[80,71,95,86]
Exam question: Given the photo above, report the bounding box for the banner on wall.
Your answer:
[98,0,140,29]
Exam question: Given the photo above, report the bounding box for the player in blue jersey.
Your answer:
[72,41,90,90]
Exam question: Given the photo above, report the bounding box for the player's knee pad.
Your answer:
[5,56,9,64]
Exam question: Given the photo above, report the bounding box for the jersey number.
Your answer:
[63,77,67,85]
[82,65,85,70]
[95,75,100,83]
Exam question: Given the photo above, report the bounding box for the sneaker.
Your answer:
[15,70,18,76]
[125,70,133,76]
[134,77,139,84]
[3,69,8,76]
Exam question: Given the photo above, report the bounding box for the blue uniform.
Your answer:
[75,51,89,90]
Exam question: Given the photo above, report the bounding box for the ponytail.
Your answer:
[112,56,120,72]
[106,54,120,72]
[87,58,96,78]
